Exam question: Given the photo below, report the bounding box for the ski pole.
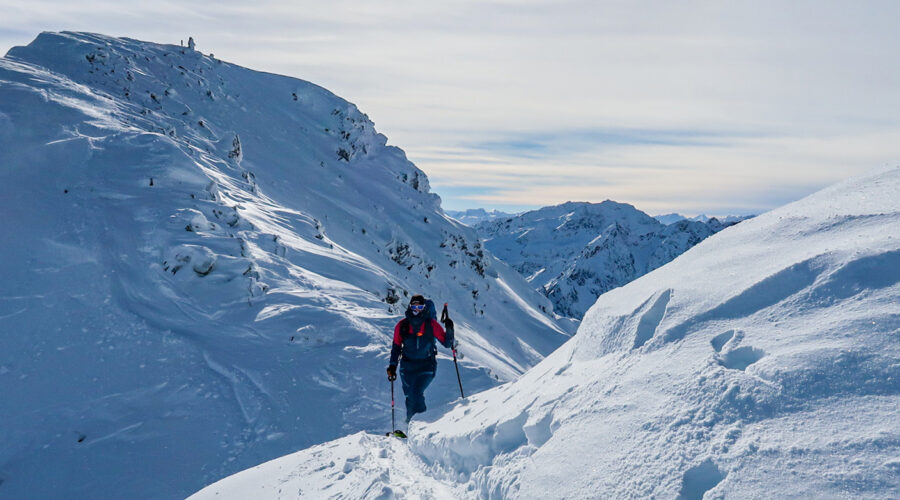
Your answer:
[452,345,465,399]
[390,378,396,432]
[442,303,465,399]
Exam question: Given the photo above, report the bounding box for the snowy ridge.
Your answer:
[0,32,571,499]
[193,167,900,498]
[476,201,740,318]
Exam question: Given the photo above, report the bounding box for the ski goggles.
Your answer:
[410,304,426,311]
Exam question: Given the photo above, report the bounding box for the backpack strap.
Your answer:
[399,319,434,341]
[403,319,433,339]
[399,318,409,337]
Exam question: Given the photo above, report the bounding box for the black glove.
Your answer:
[444,318,454,331]
[386,365,397,381]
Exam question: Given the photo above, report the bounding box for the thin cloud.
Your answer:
[2,1,899,216]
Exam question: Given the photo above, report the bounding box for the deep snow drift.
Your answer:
[0,32,572,499]
[193,168,899,498]
[476,201,741,318]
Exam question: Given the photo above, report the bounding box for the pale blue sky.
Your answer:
[2,0,898,215]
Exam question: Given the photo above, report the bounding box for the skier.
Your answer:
[386,295,454,431]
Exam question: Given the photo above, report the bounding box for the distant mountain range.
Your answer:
[448,208,751,228]
[474,202,750,318]
[446,208,517,225]
[655,213,753,225]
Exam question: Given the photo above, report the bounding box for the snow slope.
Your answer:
[476,201,740,318]
[194,167,900,498]
[0,32,571,499]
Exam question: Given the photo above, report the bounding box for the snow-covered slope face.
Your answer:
[197,168,899,498]
[477,201,737,318]
[0,32,570,499]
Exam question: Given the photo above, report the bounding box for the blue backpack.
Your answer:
[423,298,437,321]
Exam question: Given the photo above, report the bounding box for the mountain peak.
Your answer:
[0,32,571,499]
[475,199,734,318]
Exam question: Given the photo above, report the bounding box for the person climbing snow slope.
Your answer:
[386,295,454,431]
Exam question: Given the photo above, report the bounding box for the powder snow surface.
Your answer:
[193,167,900,499]
[0,32,572,499]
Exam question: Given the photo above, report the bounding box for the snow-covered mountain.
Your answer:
[192,167,900,499]
[656,213,753,225]
[476,201,741,318]
[655,212,691,225]
[446,208,516,226]
[0,32,572,499]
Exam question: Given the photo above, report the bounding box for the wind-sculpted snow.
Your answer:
[0,32,571,499]
[475,201,744,318]
[197,168,900,498]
